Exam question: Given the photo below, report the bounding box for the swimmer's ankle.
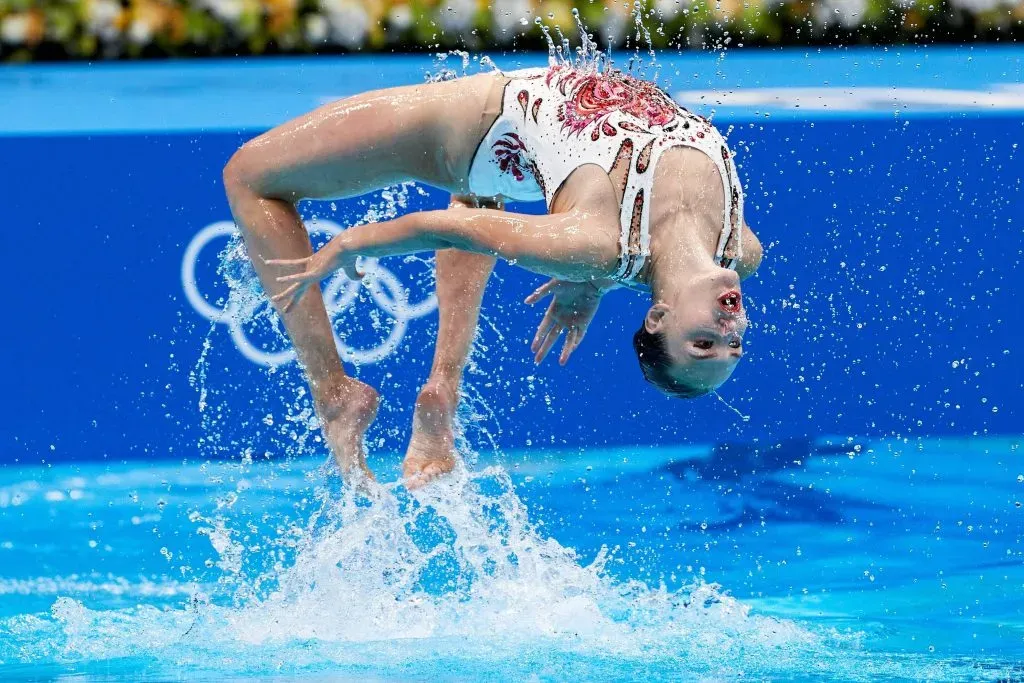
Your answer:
[417,379,459,412]
[316,378,379,423]
[314,379,379,480]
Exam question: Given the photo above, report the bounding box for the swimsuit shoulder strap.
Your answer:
[713,138,745,271]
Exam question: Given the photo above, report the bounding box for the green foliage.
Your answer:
[0,0,1019,62]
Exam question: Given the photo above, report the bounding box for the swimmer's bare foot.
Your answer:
[403,382,459,489]
[318,379,379,482]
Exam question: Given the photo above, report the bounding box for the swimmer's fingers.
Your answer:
[262,255,309,266]
[270,282,308,313]
[531,302,558,353]
[534,323,563,365]
[558,326,587,366]
[270,282,300,305]
[558,328,577,366]
[275,271,319,284]
[524,279,557,305]
[276,263,362,284]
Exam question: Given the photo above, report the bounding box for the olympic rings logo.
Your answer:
[181,220,437,367]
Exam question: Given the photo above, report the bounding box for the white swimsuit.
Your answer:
[468,66,744,286]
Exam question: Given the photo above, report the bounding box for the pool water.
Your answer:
[1,435,1020,680]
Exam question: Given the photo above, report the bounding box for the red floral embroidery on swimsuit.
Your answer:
[547,66,681,139]
[517,90,530,117]
[492,132,533,182]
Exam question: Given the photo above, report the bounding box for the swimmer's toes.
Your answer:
[405,461,453,490]
[403,381,460,488]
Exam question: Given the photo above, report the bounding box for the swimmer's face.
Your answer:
[644,267,747,393]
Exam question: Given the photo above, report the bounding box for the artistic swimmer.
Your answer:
[222,59,763,486]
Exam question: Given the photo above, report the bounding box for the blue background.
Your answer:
[1,47,1021,464]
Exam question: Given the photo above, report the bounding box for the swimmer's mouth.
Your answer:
[718,290,742,313]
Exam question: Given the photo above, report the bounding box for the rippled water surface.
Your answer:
[0,436,1021,681]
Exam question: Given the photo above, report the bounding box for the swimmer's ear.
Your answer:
[644,304,669,334]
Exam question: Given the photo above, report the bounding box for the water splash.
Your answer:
[713,390,752,422]
[1,452,1017,680]
[534,5,658,78]
[629,1,661,80]
[191,512,243,576]
[2,464,834,677]
[217,236,267,329]
[537,10,606,72]
[427,50,500,82]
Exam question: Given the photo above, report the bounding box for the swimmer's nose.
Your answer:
[717,316,748,341]
[716,310,740,327]
[715,267,741,284]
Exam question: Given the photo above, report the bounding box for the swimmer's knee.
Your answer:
[223,143,261,197]
[223,140,288,201]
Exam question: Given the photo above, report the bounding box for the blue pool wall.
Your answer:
[1,48,1021,464]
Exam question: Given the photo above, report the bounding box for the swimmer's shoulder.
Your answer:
[737,222,763,280]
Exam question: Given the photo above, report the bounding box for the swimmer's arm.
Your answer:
[343,207,618,282]
[266,208,617,313]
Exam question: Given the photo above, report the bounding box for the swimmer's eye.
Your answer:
[693,339,714,350]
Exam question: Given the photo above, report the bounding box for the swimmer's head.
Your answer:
[634,267,746,398]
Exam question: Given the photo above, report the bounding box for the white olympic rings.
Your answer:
[181,220,438,367]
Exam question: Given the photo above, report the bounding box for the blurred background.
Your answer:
[0,0,1020,62]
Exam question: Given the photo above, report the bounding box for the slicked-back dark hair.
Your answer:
[632,324,713,399]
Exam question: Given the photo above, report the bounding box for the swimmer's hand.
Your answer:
[265,240,363,313]
[525,279,604,366]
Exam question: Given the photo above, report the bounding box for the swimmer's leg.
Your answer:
[222,190,379,480]
[220,90,446,481]
[225,192,380,481]
[222,80,496,481]
[404,199,498,488]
